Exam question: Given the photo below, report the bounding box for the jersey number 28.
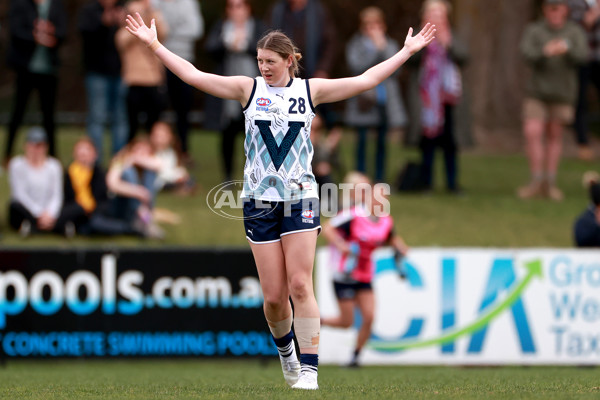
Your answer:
[288,97,306,114]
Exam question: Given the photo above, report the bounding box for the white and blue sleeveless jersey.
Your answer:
[241,77,318,201]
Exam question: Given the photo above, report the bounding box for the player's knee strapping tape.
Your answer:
[294,317,320,349]
[267,314,293,338]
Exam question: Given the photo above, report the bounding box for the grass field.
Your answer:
[0,360,598,399]
[0,127,596,248]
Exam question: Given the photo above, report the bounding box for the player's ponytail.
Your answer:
[257,30,302,77]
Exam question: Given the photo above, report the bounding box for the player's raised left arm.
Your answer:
[309,24,435,106]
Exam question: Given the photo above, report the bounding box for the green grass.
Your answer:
[0,127,595,247]
[0,360,598,399]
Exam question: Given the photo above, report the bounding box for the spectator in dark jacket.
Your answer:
[267,0,336,79]
[567,0,599,160]
[574,172,600,247]
[78,0,128,164]
[4,0,67,165]
[58,136,149,237]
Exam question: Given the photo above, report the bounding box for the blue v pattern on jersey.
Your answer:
[256,120,305,171]
[241,77,318,202]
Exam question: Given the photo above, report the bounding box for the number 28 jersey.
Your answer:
[241,77,318,202]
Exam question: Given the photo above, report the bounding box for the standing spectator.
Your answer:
[115,0,169,141]
[153,0,204,163]
[4,0,67,165]
[568,0,598,161]
[345,7,407,183]
[406,0,469,194]
[574,171,600,246]
[7,127,63,237]
[267,0,336,79]
[519,0,588,200]
[267,0,341,134]
[205,0,265,181]
[78,0,129,164]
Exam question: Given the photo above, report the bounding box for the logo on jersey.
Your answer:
[302,209,314,224]
[256,97,272,111]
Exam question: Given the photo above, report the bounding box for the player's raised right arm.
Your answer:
[125,12,253,104]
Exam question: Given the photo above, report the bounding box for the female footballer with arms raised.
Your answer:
[124,13,435,390]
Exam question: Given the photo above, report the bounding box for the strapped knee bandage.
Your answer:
[267,314,293,339]
[294,317,320,349]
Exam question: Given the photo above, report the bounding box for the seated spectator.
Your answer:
[7,127,63,237]
[574,171,600,247]
[106,135,164,239]
[149,121,195,195]
[58,136,145,237]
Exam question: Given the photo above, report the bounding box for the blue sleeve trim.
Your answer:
[242,78,257,111]
[305,79,316,113]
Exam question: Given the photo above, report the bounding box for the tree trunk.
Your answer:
[454,0,536,149]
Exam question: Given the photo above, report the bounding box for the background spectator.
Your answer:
[568,0,599,161]
[267,0,337,79]
[205,0,265,181]
[267,0,341,134]
[574,170,600,246]
[344,6,407,183]
[57,136,117,236]
[7,127,63,237]
[115,0,168,142]
[106,135,164,239]
[405,0,469,194]
[152,0,204,163]
[61,136,148,237]
[149,120,195,195]
[310,112,341,189]
[4,0,67,165]
[78,0,128,164]
[519,0,588,201]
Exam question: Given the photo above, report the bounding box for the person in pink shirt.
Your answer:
[321,177,409,367]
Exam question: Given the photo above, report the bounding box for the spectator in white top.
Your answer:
[8,126,63,237]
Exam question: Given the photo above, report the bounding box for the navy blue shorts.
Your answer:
[243,197,321,243]
[333,281,373,300]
